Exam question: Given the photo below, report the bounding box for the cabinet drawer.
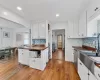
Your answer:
[94,66,100,80]
[29,58,46,70]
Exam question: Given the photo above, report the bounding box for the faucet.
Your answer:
[96,33,100,56]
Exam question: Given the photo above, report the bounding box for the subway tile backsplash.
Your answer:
[32,39,46,44]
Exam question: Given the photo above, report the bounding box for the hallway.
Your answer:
[52,49,65,61]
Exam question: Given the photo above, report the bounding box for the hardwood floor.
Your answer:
[0,50,80,80]
[52,49,65,61]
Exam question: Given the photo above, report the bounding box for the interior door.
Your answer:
[57,34,62,49]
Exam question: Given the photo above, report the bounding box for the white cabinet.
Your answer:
[78,58,97,80]
[31,21,46,39]
[29,48,48,70]
[39,22,46,39]
[79,11,87,38]
[89,70,97,80]
[68,19,79,38]
[23,49,29,65]
[32,23,39,39]
[29,58,46,71]
[18,49,23,64]
[87,19,97,37]
[78,59,88,80]
[68,21,73,38]
[94,65,100,80]
[79,10,97,38]
[18,49,29,65]
[41,48,48,63]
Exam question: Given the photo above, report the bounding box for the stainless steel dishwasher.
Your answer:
[73,49,80,69]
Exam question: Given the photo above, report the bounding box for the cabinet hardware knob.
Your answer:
[95,7,99,11]
[98,74,100,77]
[80,63,82,65]
[88,73,90,75]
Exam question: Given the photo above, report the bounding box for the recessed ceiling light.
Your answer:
[17,6,22,11]
[3,12,8,15]
[56,14,60,17]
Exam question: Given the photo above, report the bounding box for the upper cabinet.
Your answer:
[79,11,87,38]
[31,21,47,39]
[67,19,79,38]
[38,22,46,39]
[87,20,97,37]
[68,0,100,38]
[32,23,39,39]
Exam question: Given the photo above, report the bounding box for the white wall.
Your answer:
[0,28,14,48]
[51,22,82,62]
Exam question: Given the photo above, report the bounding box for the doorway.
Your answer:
[52,29,65,60]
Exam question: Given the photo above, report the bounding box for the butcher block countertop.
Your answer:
[72,45,96,52]
[18,45,48,51]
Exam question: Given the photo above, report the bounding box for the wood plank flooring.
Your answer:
[0,50,80,80]
[52,49,65,60]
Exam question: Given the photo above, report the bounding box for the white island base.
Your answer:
[18,48,48,71]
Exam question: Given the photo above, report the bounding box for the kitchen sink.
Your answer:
[90,57,100,63]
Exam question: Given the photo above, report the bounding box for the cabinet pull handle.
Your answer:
[80,63,82,65]
[98,74,100,77]
[88,73,90,75]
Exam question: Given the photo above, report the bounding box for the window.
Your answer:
[24,33,29,45]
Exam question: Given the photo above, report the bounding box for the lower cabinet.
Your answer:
[78,58,97,80]
[29,58,46,71]
[18,48,48,71]
[89,70,98,80]
[94,65,100,80]
[78,58,88,80]
[18,49,29,65]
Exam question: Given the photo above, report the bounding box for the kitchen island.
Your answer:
[18,45,48,71]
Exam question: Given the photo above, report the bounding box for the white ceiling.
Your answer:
[0,17,25,28]
[0,0,91,22]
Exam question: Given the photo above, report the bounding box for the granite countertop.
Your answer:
[18,45,48,51]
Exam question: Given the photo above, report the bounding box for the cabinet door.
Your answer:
[79,11,87,38]
[94,66,100,80]
[39,22,46,39]
[78,59,88,80]
[87,19,97,37]
[18,49,24,64]
[29,58,46,70]
[23,49,29,65]
[32,23,39,39]
[89,71,97,80]
[41,48,48,63]
[73,19,79,38]
[67,21,73,38]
